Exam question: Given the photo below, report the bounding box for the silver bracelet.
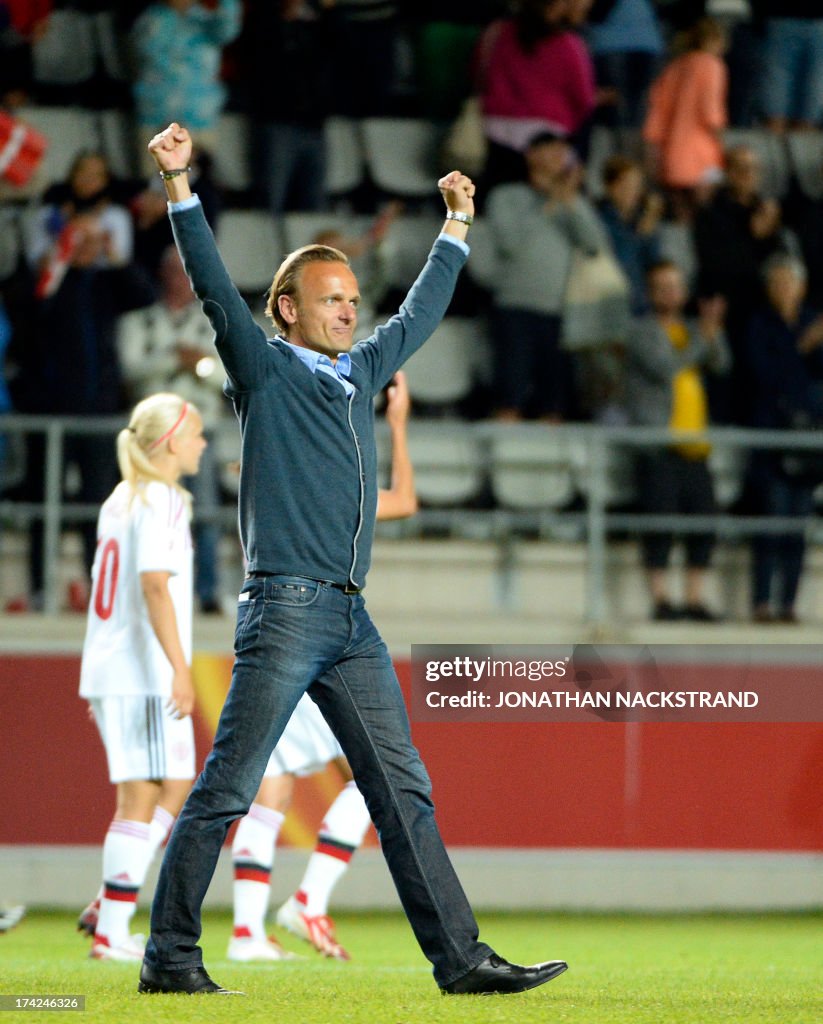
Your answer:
[446,210,474,226]
[159,166,191,180]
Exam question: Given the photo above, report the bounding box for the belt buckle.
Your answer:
[343,582,361,595]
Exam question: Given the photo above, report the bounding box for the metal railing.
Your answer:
[1,415,821,621]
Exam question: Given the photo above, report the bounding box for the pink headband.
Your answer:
[149,402,189,451]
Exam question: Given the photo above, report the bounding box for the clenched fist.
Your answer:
[438,171,476,218]
[147,122,193,173]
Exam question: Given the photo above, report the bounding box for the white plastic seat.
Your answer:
[362,118,440,198]
[401,317,481,406]
[324,117,365,196]
[657,222,698,289]
[216,211,284,293]
[282,211,373,252]
[31,10,96,86]
[462,219,497,291]
[214,113,253,192]
[97,109,137,181]
[16,106,99,187]
[380,214,444,292]
[405,424,485,506]
[573,440,636,507]
[786,131,823,200]
[491,430,578,510]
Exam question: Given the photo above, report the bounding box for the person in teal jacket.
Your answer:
[131,0,241,169]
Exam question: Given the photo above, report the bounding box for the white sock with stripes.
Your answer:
[95,818,152,948]
[296,782,371,916]
[232,803,285,940]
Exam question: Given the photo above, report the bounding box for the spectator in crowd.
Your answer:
[585,0,664,130]
[693,143,792,421]
[131,0,241,172]
[0,0,48,105]
[478,0,597,191]
[117,246,229,614]
[9,152,154,613]
[758,3,823,134]
[240,0,334,217]
[744,254,823,623]
[472,131,605,420]
[26,151,133,282]
[624,260,729,621]
[412,1,509,122]
[326,0,404,118]
[783,157,823,311]
[642,17,728,215]
[597,155,663,315]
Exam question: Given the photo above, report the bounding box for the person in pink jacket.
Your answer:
[643,18,728,213]
[478,0,597,190]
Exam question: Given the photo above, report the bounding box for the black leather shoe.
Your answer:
[441,954,568,995]
[138,961,243,995]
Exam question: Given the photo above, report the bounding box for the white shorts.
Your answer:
[264,694,343,778]
[89,696,196,784]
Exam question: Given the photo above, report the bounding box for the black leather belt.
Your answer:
[246,571,362,595]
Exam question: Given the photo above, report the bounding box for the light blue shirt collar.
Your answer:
[280,339,355,396]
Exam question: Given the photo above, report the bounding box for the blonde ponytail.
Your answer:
[117,393,200,510]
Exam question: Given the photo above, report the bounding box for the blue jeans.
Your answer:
[762,19,823,123]
[145,574,492,986]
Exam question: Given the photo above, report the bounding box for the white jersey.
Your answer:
[79,480,193,699]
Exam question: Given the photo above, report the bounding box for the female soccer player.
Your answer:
[78,393,206,960]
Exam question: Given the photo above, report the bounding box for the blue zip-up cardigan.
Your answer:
[170,201,467,588]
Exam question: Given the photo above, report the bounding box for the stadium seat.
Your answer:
[97,109,137,181]
[216,211,284,293]
[785,131,823,200]
[405,423,486,506]
[15,106,99,187]
[490,430,578,510]
[380,214,444,292]
[573,439,636,508]
[463,219,497,290]
[31,10,96,86]
[361,118,440,198]
[282,211,372,252]
[401,317,481,406]
[657,221,698,289]
[722,128,790,198]
[214,112,253,193]
[324,117,366,197]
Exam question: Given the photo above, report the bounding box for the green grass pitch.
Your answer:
[1,910,821,1023]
